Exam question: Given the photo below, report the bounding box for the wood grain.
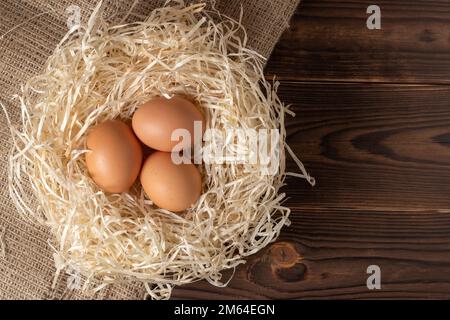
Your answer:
[265,0,450,84]
[173,209,450,299]
[172,82,450,299]
[283,82,450,211]
[172,0,450,300]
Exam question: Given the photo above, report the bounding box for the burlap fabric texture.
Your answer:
[0,0,300,299]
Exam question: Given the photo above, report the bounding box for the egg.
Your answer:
[132,96,205,152]
[85,120,143,193]
[140,151,202,212]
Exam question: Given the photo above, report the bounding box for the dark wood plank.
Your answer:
[284,82,450,211]
[172,209,450,299]
[171,81,450,299]
[265,0,450,84]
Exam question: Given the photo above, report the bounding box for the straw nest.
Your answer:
[5,2,314,299]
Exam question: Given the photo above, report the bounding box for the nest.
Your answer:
[4,2,314,299]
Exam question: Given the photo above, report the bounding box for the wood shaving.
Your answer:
[5,1,313,299]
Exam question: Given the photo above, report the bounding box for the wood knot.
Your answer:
[247,241,306,286]
[269,241,301,268]
[269,242,306,283]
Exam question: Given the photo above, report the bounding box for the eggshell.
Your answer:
[140,151,202,212]
[132,96,205,152]
[86,120,143,193]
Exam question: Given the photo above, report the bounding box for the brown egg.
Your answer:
[132,96,205,152]
[140,151,202,212]
[85,120,143,193]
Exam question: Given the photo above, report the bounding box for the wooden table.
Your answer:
[172,0,450,299]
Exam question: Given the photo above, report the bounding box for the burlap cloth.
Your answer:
[0,0,299,299]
